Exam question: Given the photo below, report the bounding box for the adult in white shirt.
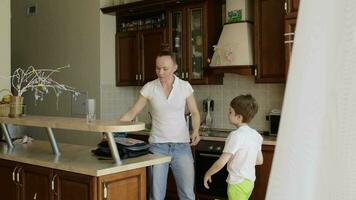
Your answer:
[120,51,200,200]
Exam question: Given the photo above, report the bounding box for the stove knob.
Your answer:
[208,146,214,150]
[216,146,222,151]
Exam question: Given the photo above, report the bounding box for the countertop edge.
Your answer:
[128,131,277,145]
[0,141,171,177]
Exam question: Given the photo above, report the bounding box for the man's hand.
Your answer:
[190,131,200,146]
[204,173,212,189]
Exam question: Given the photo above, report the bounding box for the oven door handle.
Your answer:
[198,153,221,158]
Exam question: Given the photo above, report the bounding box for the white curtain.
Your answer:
[266,0,356,199]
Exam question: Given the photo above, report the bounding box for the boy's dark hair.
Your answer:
[230,94,258,123]
[158,43,177,65]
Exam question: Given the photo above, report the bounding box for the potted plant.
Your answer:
[7,65,79,117]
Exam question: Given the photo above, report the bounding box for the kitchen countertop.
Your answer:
[0,140,171,177]
[129,130,277,145]
[0,115,145,132]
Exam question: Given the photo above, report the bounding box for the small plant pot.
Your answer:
[9,96,24,118]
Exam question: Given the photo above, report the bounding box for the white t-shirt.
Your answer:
[223,125,263,184]
[140,76,193,143]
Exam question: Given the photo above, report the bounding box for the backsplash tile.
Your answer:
[101,74,285,132]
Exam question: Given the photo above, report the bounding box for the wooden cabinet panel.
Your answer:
[98,168,146,200]
[116,29,165,86]
[141,29,166,84]
[255,0,286,83]
[285,0,299,18]
[116,32,140,86]
[22,164,52,200]
[250,145,275,200]
[284,18,296,75]
[1,158,149,200]
[0,159,18,200]
[112,0,222,86]
[54,170,97,200]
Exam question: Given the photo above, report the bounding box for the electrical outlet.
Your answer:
[71,91,88,116]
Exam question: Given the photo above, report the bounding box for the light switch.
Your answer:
[26,4,38,16]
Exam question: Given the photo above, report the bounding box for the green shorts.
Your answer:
[227,179,254,200]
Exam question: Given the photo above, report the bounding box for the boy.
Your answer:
[204,94,263,200]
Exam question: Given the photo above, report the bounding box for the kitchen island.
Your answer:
[0,116,171,200]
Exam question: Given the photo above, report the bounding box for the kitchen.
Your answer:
[2,0,354,200]
[3,0,284,199]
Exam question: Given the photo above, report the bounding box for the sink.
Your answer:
[201,129,231,138]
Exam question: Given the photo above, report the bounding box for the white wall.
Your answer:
[11,0,102,145]
[0,0,11,90]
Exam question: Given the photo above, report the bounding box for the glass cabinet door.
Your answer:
[189,8,203,80]
[171,11,183,79]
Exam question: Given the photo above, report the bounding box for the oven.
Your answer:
[195,140,228,199]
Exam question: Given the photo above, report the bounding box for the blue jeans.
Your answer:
[149,143,195,200]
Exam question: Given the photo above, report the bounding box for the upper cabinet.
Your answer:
[102,0,223,86]
[254,0,286,83]
[284,0,299,75]
[285,0,299,19]
[116,12,166,86]
[254,0,299,83]
[168,0,223,85]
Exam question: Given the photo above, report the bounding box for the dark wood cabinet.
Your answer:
[284,0,299,76]
[0,159,147,200]
[103,0,222,86]
[284,18,296,75]
[0,161,53,200]
[168,0,222,85]
[255,0,287,83]
[285,0,299,19]
[250,145,275,200]
[116,28,166,86]
[98,168,146,200]
[21,164,53,200]
[53,170,96,200]
[0,159,18,200]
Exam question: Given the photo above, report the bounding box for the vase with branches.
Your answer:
[4,65,80,117]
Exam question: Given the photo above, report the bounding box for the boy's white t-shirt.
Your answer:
[223,125,263,184]
[140,76,193,143]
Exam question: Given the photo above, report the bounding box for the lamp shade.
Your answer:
[210,22,254,67]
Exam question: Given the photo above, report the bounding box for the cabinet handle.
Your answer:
[284,40,294,44]
[103,182,108,200]
[33,192,37,200]
[254,69,257,77]
[12,166,18,182]
[16,167,23,183]
[135,74,138,80]
[185,72,188,79]
[284,0,288,14]
[51,174,58,191]
[181,72,185,79]
[284,32,295,36]
[139,74,142,80]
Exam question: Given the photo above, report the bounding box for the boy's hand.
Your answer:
[204,174,212,189]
